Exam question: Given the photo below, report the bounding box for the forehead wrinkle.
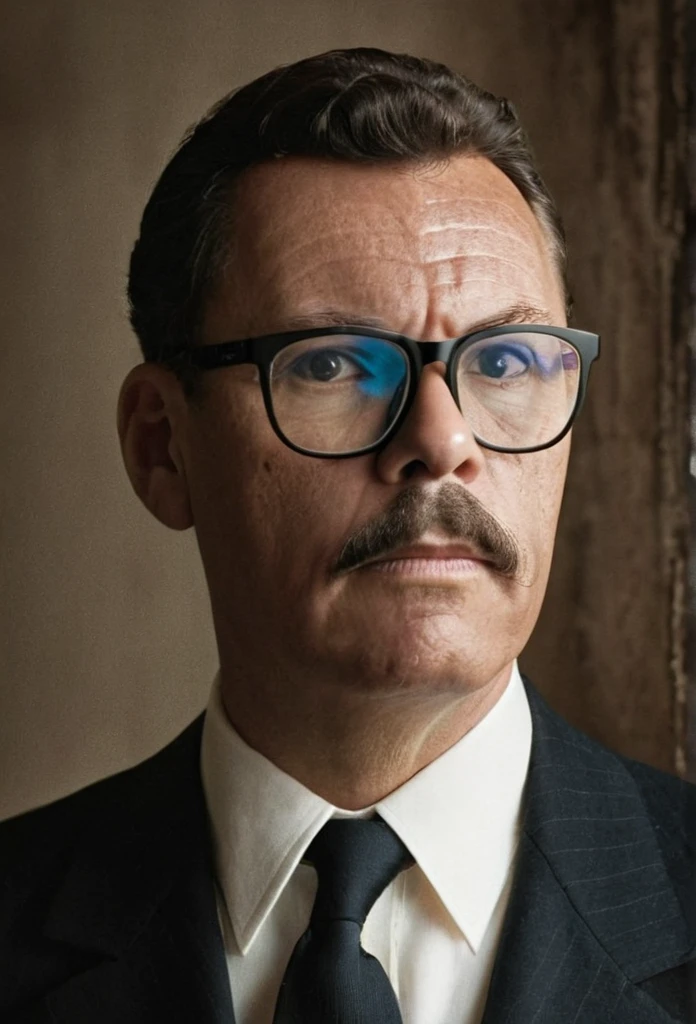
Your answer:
[264,218,546,282]
[429,275,549,298]
[271,256,429,300]
[419,255,547,298]
[251,223,409,272]
[420,193,542,231]
[420,251,545,275]
[241,194,545,279]
[276,255,545,305]
[263,243,546,280]
[421,190,536,214]
[278,256,430,283]
[417,223,541,259]
[262,253,547,316]
[265,192,539,256]
[230,174,557,318]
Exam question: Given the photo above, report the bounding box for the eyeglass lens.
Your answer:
[269,332,581,455]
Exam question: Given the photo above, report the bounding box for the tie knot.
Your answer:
[305,817,414,929]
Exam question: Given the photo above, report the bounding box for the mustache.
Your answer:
[332,482,523,581]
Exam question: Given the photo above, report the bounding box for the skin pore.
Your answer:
[118,154,570,809]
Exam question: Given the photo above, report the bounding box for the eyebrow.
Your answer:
[280,303,556,336]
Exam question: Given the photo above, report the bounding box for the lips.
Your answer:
[361,543,487,568]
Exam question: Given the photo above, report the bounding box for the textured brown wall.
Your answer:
[0,0,689,820]
[689,0,696,784]
[518,1,691,776]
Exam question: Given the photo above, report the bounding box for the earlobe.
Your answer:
[117,365,194,531]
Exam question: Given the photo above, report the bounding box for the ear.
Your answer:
[117,364,193,530]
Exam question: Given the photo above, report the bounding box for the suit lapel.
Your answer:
[482,680,694,1023]
[481,833,683,1023]
[29,715,235,1024]
[37,855,233,1024]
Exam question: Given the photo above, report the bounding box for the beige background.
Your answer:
[1,0,690,820]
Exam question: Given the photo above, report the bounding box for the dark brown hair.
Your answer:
[128,47,569,373]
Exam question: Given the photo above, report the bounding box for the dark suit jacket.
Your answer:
[1,678,694,1023]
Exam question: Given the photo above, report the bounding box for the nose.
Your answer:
[374,361,486,484]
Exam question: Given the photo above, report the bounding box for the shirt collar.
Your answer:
[201,662,531,955]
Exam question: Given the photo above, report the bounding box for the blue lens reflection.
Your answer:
[349,339,407,397]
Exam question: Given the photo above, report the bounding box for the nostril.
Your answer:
[403,459,428,480]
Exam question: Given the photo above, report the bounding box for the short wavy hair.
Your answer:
[128,47,569,379]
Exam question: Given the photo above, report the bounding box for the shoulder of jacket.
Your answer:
[0,713,205,907]
[618,752,696,851]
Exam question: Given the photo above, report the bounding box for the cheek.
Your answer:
[253,452,366,582]
[188,389,362,589]
[184,386,277,555]
[486,444,569,577]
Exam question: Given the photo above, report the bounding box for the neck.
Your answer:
[219,662,513,809]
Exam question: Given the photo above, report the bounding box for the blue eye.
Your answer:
[475,344,532,379]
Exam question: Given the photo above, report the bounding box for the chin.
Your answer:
[335,630,508,699]
[310,584,531,692]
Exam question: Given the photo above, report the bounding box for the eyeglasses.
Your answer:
[167,324,600,458]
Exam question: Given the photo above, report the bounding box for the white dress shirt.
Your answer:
[200,662,532,1024]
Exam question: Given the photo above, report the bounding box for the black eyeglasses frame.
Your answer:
[165,324,600,459]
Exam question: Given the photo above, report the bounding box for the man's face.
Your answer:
[176,154,569,699]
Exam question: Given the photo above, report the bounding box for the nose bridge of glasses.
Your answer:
[416,340,459,368]
[409,341,464,429]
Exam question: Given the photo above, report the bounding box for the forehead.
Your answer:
[205,154,565,340]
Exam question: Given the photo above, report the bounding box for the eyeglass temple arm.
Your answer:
[168,340,253,369]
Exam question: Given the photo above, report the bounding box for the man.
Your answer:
[1,47,693,1024]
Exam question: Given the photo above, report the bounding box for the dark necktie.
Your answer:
[272,816,415,1023]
